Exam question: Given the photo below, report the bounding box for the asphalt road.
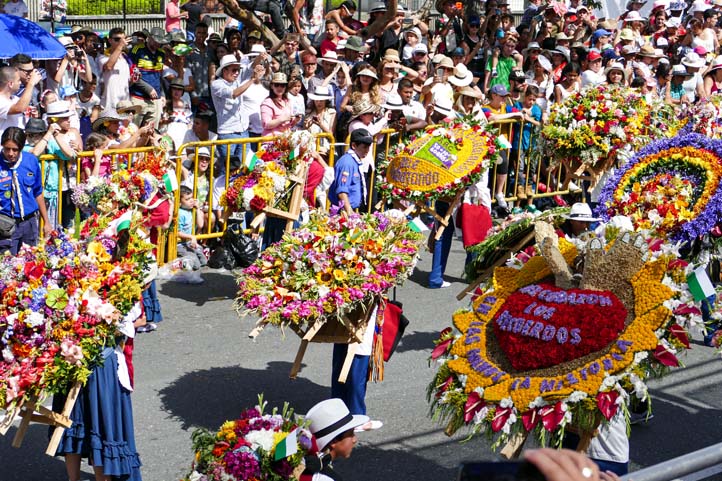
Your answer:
[2,237,722,481]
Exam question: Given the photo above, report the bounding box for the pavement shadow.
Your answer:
[630,392,722,468]
[407,266,466,288]
[335,444,457,480]
[158,271,238,307]
[0,423,70,480]
[396,330,439,354]
[158,361,328,430]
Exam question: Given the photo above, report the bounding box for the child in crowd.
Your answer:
[81,132,112,178]
[176,185,208,270]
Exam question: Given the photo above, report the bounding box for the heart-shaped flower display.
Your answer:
[492,283,627,371]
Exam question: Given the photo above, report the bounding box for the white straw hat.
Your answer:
[305,399,368,451]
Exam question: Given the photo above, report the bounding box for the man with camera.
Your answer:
[0,65,41,132]
[52,37,93,95]
[99,27,131,112]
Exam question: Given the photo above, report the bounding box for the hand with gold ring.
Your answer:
[525,448,608,481]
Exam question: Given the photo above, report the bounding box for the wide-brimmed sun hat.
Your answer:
[564,202,601,221]
[448,64,473,87]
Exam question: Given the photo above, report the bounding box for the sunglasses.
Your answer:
[111,37,124,41]
[18,67,33,73]
[303,63,315,66]
[272,83,286,87]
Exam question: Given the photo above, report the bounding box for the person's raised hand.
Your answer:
[525,449,601,481]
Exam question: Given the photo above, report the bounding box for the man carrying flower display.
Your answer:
[329,128,373,216]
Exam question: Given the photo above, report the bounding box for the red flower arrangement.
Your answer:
[492,283,628,371]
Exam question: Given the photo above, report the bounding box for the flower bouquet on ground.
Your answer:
[376,120,501,204]
[183,396,312,481]
[0,212,154,415]
[235,210,422,329]
[428,221,697,450]
[540,85,671,174]
[597,133,722,245]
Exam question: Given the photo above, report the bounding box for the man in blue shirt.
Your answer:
[0,127,52,255]
[329,128,372,215]
[130,27,166,127]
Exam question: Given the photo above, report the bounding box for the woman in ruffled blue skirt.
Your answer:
[52,346,142,481]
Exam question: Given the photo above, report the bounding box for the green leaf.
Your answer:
[46,289,69,310]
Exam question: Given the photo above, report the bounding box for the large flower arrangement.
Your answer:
[260,130,316,174]
[221,161,289,213]
[0,213,154,412]
[428,225,696,448]
[540,85,672,169]
[183,397,311,481]
[221,131,315,213]
[71,171,158,215]
[679,94,722,138]
[597,133,722,243]
[235,210,422,327]
[71,149,172,215]
[376,121,501,203]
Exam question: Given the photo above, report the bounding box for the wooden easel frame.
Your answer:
[250,166,309,234]
[248,298,378,383]
[0,382,81,455]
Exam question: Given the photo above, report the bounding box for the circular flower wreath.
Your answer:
[428,230,695,448]
[376,121,501,204]
[596,133,722,243]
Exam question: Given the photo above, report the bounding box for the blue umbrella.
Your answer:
[0,14,66,60]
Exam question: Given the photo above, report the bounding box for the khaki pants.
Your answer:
[130,97,163,128]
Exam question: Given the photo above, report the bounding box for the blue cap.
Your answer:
[490,84,509,96]
[59,85,79,97]
[602,48,621,61]
[592,28,612,42]
[452,47,465,56]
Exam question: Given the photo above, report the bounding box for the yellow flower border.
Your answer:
[447,238,674,411]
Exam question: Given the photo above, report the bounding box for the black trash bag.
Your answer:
[224,222,259,268]
[207,246,236,270]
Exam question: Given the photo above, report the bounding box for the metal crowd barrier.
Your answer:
[172,132,336,261]
[36,124,574,265]
[38,146,171,264]
[622,442,722,481]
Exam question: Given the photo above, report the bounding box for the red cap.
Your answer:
[588,50,602,61]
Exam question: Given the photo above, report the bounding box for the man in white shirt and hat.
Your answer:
[211,54,264,172]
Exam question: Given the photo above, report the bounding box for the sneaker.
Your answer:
[136,322,157,333]
[525,205,540,213]
[495,193,508,208]
[525,185,535,197]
